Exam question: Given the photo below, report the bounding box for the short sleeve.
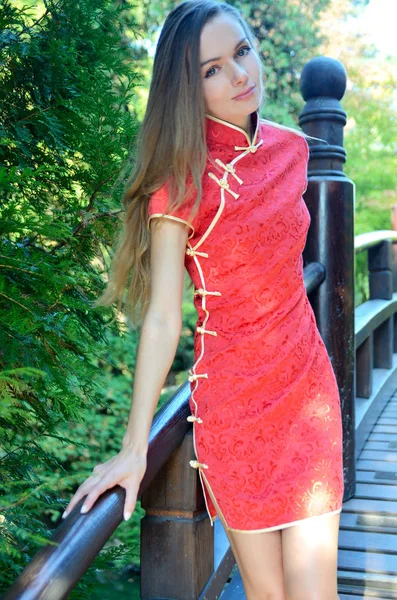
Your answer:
[147,180,200,240]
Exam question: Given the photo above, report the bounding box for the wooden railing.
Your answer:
[354,231,397,459]
[5,56,397,600]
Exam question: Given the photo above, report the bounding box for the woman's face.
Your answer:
[200,14,263,131]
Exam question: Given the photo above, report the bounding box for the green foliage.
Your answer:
[0,0,144,595]
[343,64,397,227]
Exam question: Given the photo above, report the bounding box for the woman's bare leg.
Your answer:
[281,511,341,600]
[224,526,287,600]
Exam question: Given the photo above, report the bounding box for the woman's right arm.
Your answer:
[62,217,190,521]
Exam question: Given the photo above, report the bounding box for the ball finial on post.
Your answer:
[299,56,348,176]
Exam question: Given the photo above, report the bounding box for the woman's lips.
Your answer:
[232,84,256,100]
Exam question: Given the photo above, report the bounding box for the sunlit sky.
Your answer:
[356,0,397,58]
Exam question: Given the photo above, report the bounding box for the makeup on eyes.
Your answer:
[204,45,251,78]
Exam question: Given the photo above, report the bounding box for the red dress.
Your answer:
[147,110,344,533]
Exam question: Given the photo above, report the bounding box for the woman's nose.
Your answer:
[230,62,248,86]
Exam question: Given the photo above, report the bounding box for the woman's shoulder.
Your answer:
[259,117,309,155]
[259,117,301,138]
[147,174,206,240]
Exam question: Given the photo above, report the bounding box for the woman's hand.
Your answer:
[61,446,147,522]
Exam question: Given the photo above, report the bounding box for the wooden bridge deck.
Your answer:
[219,391,397,600]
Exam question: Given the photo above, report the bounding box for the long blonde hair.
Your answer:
[95,0,320,329]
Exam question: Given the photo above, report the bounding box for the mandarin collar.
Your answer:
[205,110,260,149]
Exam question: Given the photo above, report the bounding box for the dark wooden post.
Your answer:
[140,429,214,599]
[299,57,356,500]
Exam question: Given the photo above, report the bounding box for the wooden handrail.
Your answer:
[302,261,326,294]
[355,230,397,253]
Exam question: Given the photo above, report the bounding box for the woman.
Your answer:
[63,1,344,598]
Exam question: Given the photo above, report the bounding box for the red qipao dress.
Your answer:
[147,110,344,533]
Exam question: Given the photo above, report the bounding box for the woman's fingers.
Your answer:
[62,474,99,518]
[121,479,139,521]
[61,451,147,521]
[80,477,111,514]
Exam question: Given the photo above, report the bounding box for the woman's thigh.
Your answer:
[225,526,287,600]
[281,511,341,600]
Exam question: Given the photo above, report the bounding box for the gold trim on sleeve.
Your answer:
[148,213,195,239]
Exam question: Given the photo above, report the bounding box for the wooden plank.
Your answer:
[365,441,397,451]
[373,425,397,433]
[342,498,397,513]
[374,472,397,481]
[338,548,397,574]
[340,511,397,531]
[338,529,397,552]
[354,483,397,501]
[370,433,397,442]
[356,470,397,484]
[337,568,397,591]
[361,450,397,462]
[338,588,397,599]
[357,460,397,473]
[339,596,393,600]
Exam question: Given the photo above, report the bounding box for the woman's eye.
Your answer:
[205,65,218,78]
[204,46,251,78]
[236,45,251,57]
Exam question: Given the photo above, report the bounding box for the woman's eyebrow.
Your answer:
[200,37,248,67]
